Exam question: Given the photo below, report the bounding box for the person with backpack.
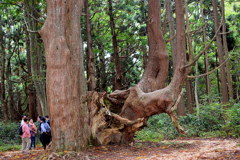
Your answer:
[39,117,51,150]
[21,118,31,152]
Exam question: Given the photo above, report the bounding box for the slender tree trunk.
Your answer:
[40,0,89,151]
[185,0,194,113]
[195,62,200,117]
[85,0,96,91]
[0,16,8,120]
[221,0,233,100]
[165,0,177,69]
[212,0,229,103]
[108,0,122,90]
[201,0,211,103]
[24,0,48,115]
[25,23,37,120]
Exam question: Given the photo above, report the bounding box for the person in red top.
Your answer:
[21,118,31,152]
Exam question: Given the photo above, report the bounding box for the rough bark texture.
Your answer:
[40,0,89,151]
[221,0,233,100]
[138,0,169,93]
[85,0,96,91]
[212,0,229,103]
[87,0,186,145]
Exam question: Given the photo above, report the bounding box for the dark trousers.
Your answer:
[30,136,36,149]
[40,132,51,150]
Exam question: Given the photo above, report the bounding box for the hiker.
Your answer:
[21,118,31,152]
[20,115,26,126]
[39,117,51,150]
[29,119,37,150]
[45,115,50,126]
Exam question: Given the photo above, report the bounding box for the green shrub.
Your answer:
[134,102,240,141]
[0,122,21,145]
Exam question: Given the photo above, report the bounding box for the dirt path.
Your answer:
[0,138,239,160]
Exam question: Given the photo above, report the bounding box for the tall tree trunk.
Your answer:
[85,0,96,91]
[185,0,194,113]
[138,0,169,92]
[108,0,122,90]
[40,0,89,151]
[25,23,37,120]
[165,0,177,69]
[175,0,186,116]
[221,0,233,100]
[201,0,211,104]
[24,0,48,115]
[212,0,229,103]
[0,16,9,120]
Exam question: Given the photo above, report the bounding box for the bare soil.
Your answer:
[1,138,239,160]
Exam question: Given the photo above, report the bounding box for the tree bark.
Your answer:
[175,0,186,116]
[221,0,233,100]
[165,0,177,69]
[39,0,89,151]
[138,0,169,93]
[24,0,48,115]
[85,0,96,91]
[201,0,211,104]
[0,16,9,120]
[212,0,229,103]
[25,22,37,120]
[108,0,122,90]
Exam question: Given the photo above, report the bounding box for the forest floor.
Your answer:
[0,138,240,160]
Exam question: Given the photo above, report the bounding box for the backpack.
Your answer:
[18,126,23,135]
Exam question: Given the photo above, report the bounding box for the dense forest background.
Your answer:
[0,0,240,152]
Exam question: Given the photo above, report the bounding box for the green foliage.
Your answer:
[0,122,21,145]
[135,103,240,142]
[0,144,21,152]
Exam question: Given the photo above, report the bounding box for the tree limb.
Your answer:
[182,18,223,69]
[188,54,230,79]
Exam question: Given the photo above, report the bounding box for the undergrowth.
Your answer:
[135,102,240,142]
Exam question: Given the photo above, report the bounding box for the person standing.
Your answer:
[29,119,37,150]
[21,118,31,152]
[45,115,50,126]
[40,117,51,150]
[20,115,26,126]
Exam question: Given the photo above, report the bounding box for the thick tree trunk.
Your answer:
[85,0,96,91]
[40,0,89,151]
[221,0,233,100]
[212,0,229,103]
[108,0,122,90]
[138,0,169,92]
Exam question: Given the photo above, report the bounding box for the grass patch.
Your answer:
[0,144,21,152]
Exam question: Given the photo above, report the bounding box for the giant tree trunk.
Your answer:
[212,0,229,103]
[87,0,186,145]
[40,0,89,151]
